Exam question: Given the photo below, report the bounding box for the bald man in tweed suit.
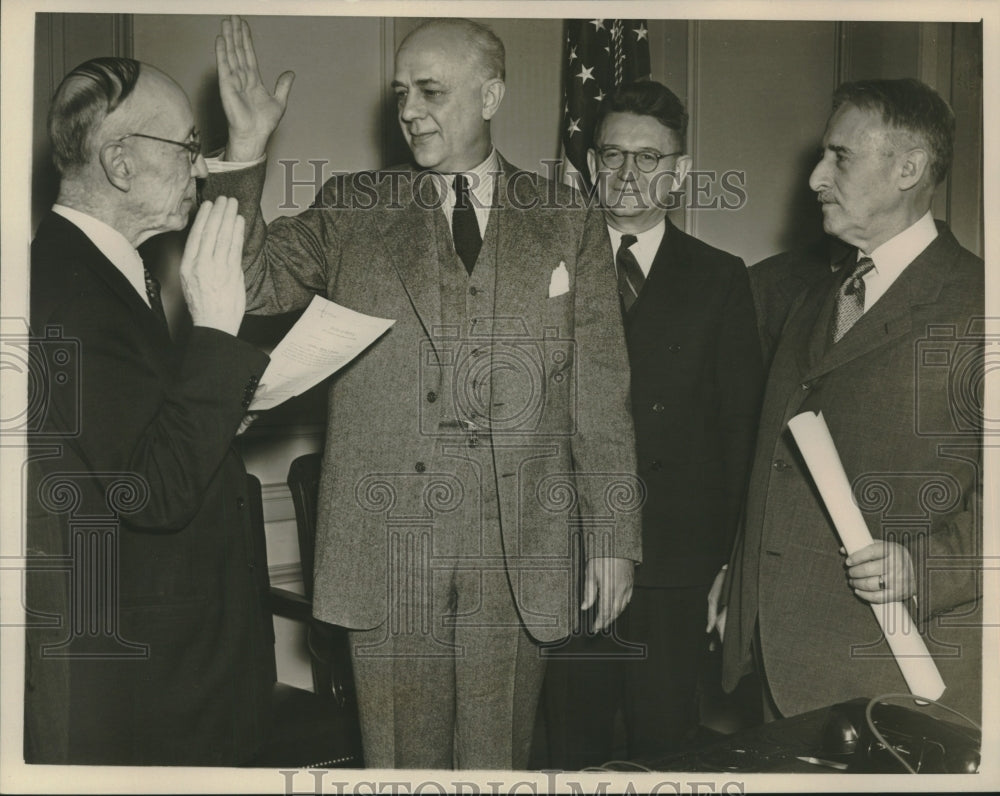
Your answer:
[206,16,642,768]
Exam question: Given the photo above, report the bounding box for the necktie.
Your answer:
[144,266,168,331]
[831,256,875,343]
[452,174,481,275]
[616,234,645,312]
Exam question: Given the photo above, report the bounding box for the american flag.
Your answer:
[561,19,651,189]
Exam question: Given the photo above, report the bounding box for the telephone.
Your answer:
[820,697,980,773]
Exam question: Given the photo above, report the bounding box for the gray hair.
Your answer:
[48,57,141,175]
[832,78,955,185]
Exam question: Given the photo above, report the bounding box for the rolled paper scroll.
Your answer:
[787,410,946,701]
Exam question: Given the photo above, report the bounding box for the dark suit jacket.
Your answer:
[25,212,273,764]
[624,219,763,588]
[748,235,850,367]
[722,224,983,721]
[207,156,642,642]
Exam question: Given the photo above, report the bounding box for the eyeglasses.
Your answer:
[119,130,202,164]
[597,147,683,173]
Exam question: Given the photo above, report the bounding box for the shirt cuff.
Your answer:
[205,154,266,172]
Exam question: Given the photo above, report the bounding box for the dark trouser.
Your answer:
[543,584,711,768]
[752,619,782,723]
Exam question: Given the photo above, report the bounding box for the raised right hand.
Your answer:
[216,15,294,162]
[180,197,246,336]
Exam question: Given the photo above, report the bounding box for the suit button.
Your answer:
[772,459,790,472]
[237,497,246,509]
[652,402,664,413]
[668,344,680,353]
[650,459,662,471]
[426,391,437,403]
[415,461,426,473]
[469,286,479,296]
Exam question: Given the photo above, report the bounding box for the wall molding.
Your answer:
[833,21,848,88]
[112,14,133,59]
[261,482,296,525]
[268,562,304,587]
[684,20,699,239]
[380,17,396,166]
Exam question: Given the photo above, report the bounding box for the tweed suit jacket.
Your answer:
[26,213,273,764]
[621,219,763,588]
[207,155,642,643]
[721,224,983,721]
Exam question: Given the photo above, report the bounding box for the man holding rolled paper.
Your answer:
[709,78,983,723]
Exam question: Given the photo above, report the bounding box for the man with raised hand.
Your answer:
[206,16,641,769]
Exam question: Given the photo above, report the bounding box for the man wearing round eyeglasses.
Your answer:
[544,81,763,766]
[27,57,272,764]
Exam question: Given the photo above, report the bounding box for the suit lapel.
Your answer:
[493,156,550,325]
[620,219,675,336]
[800,230,957,382]
[40,213,169,343]
[378,171,443,353]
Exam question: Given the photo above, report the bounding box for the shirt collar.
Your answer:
[853,210,937,314]
[432,149,499,236]
[607,219,666,278]
[51,204,150,307]
[432,148,500,207]
[864,210,937,270]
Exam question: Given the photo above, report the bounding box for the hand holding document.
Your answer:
[786,410,946,702]
[250,295,394,411]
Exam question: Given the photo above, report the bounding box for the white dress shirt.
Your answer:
[431,149,499,237]
[52,204,150,307]
[606,219,666,278]
[857,210,938,314]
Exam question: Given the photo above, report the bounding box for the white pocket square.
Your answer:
[548,262,570,298]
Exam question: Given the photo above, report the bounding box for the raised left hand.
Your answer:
[581,556,634,633]
[216,15,295,162]
[845,540,915,604]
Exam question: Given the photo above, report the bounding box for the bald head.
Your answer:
[399,18,505,82]
[102,67,192,140]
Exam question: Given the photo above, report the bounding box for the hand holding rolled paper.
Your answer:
[845,539,916,603]
[786,410,945,702]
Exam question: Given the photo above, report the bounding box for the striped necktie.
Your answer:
[616,234,645,312]
[831,256,875,343]
[143,266,168,331]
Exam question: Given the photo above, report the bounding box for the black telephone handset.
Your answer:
[820,697,980,773]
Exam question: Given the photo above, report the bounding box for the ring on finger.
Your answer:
[878,574,886,590]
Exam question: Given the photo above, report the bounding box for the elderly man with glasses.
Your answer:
[544,80,764,767]
[26,57,272,765]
